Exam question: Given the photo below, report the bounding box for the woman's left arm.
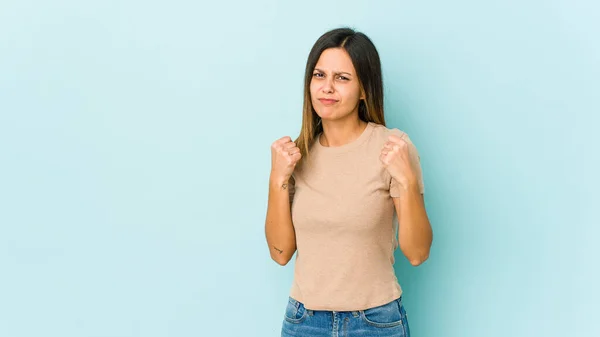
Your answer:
[381,131,433,266]
[393,187,432,266]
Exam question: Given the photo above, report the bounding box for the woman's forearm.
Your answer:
[264,176,297,266]
[395,183,433,266]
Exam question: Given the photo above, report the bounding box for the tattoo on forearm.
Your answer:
[281,183,288,190]
[273,246,283,254]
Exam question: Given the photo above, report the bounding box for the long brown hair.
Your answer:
[295,27,386,168]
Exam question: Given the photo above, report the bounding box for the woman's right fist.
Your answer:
[270,136,301,181]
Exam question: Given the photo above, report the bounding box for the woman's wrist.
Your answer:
[269,173,290,187]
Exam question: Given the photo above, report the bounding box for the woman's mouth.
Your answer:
[318,98,338,106]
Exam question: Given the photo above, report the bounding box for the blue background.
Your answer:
[1,1,598,336]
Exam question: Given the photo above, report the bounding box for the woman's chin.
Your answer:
[315,110,338,121]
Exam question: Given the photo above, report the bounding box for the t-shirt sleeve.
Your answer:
[388,129,425,197]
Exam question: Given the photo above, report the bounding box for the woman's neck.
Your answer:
[319,118,367,147]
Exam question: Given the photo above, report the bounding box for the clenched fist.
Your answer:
[380,133,419,192]
[270,136,301,183]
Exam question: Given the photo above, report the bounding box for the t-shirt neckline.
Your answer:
[314,121,375,154]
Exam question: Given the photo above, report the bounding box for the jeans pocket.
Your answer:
[284,297,308,324]
[360,298,404,328]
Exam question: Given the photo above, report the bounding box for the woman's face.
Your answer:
[310,48,363,122]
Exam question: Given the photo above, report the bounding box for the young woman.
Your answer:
[265,27,433,337]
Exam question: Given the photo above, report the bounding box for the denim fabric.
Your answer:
[281,296,410,337]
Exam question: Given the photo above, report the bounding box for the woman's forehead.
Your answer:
[315,48,355,73]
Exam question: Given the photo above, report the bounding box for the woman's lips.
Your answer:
[318,98,338,106]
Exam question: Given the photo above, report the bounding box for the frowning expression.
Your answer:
[310,48,364,121]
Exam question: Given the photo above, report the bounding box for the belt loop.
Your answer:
[351,311,359,317]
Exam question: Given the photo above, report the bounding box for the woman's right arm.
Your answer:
[265,175,296,265]
[265,136,301,266]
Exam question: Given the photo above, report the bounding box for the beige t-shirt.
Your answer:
[288,121,425,311]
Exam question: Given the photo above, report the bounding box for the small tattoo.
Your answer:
[273,246,283,254]
[281,183,288,190]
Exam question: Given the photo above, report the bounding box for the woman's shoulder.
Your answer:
[369,122,410,142]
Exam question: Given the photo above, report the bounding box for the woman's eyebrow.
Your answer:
[313,68,353,76]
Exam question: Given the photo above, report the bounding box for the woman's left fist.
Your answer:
[380,133,419,191]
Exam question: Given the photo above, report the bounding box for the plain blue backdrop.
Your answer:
[1,1,598,336]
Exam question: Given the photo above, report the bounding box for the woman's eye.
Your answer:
[338,76,349,81]
[313,73,324,78]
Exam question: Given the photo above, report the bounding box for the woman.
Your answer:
[265,27,433,337]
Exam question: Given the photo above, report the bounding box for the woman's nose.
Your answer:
[321,78,334,93]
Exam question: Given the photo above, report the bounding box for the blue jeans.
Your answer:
[281,296,411,337]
